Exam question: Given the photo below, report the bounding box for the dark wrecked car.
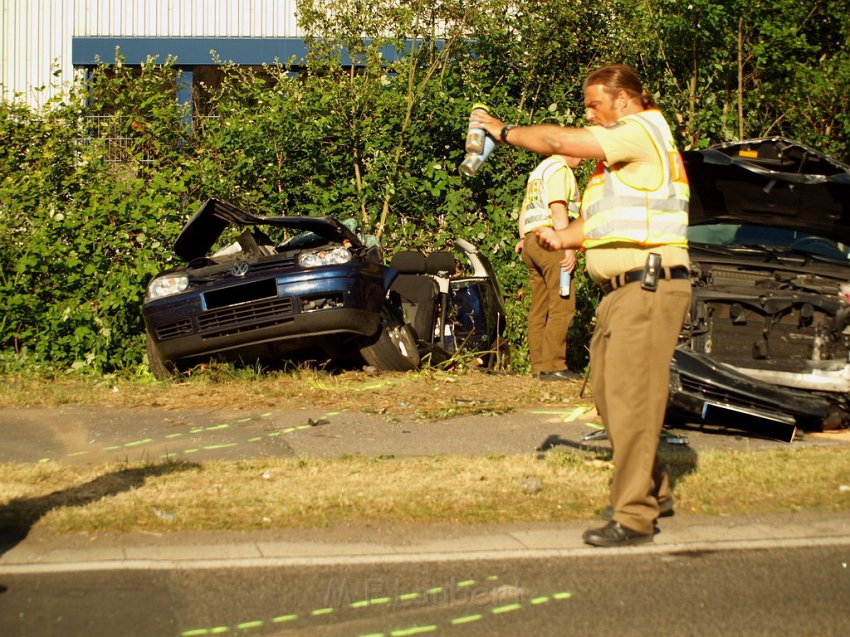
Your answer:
[142,198,507,378]
[672,137,850,441]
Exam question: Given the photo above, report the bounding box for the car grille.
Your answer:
[155,319,193,340]
[197,297,295,339]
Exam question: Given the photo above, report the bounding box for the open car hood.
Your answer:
[173,198,361,262]
[683,137,850,245]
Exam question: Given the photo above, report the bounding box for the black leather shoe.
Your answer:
[582,521,653,547]
[537,370,581,381]
[600,498,675,521]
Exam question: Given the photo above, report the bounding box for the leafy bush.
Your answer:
[1,1,847,375]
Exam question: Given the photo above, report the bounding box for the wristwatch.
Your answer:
[500,125,516,143]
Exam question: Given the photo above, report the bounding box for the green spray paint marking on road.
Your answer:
[180,576,503,637]
[176,561,579,637]
[390,626,437,636]
[361,587,574,637]
[29,410,347,464]
[370,597,391,605]
[450,614,482,625]
[491,603,522,614]
[124,438,154,448]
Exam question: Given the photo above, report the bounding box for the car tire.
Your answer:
[146,333,178,380]
[358,309,421,371]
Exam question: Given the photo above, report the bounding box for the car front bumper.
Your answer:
[668,347,834,441]
[143,264,386,364]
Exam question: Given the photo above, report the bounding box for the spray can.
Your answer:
[459,133,496,176]
[465,103,490,154]
[459,103,496,177]
[559,266,571,298]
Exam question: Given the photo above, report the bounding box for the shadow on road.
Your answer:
[0,460,198,557]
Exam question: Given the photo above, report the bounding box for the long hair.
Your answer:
[583,64,658,109]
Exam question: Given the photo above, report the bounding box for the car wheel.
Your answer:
[146,333,178,380]
[358,309,421,371]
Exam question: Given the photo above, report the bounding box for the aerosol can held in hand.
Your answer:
[459,133,496,176]
[464,103,490,154]
[460,103,496,177]
[559,267,571,298]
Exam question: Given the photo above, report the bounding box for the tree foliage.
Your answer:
[1,0,847,374]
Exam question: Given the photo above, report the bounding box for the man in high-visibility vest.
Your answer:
[517,154,583,381]
[471,64,691,547]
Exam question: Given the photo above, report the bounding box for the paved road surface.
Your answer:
[2,512,850,636]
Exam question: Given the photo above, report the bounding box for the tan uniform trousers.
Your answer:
[590,277,691,534]
[521,232,576,375]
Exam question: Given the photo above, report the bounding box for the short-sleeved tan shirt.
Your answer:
[582,117,689,282]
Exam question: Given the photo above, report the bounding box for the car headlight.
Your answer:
[298,246,352,268]
[147,274,189,300]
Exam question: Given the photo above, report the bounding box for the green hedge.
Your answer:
[1,1,847,374]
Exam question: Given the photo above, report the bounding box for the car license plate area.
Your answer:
[203,278,278,310]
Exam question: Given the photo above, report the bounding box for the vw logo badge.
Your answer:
[231,261,250,277]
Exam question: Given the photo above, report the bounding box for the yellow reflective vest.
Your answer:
[521,155,581,233]
[582,110,689,249]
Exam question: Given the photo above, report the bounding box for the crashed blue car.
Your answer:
[142,198,507,378]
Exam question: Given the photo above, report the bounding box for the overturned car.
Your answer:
[673,137,850,441]
[142,199,507,378]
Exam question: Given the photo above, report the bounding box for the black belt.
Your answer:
[599,265,689,295]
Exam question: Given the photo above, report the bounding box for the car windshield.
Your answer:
[689,223,850,261]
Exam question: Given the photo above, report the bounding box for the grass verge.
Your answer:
[2,446,849,535]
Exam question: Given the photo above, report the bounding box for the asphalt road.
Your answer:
[2,543,849,636]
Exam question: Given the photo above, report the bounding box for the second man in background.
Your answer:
[516,154,583,381]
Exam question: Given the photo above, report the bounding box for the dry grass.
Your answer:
[2,446,849,535]
[0,366,585,417]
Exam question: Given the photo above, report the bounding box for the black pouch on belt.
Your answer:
[641,252,662,291]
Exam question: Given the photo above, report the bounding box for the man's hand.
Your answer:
[535,226,563,251]
[514,237,524,254]
[469,111,505,142]
[534,218,585,251]
[560,249,577,272]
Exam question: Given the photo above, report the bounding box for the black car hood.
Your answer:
[173,198,361,262]
[683,137,850,245]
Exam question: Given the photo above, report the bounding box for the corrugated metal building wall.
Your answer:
[1,0,301,107]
